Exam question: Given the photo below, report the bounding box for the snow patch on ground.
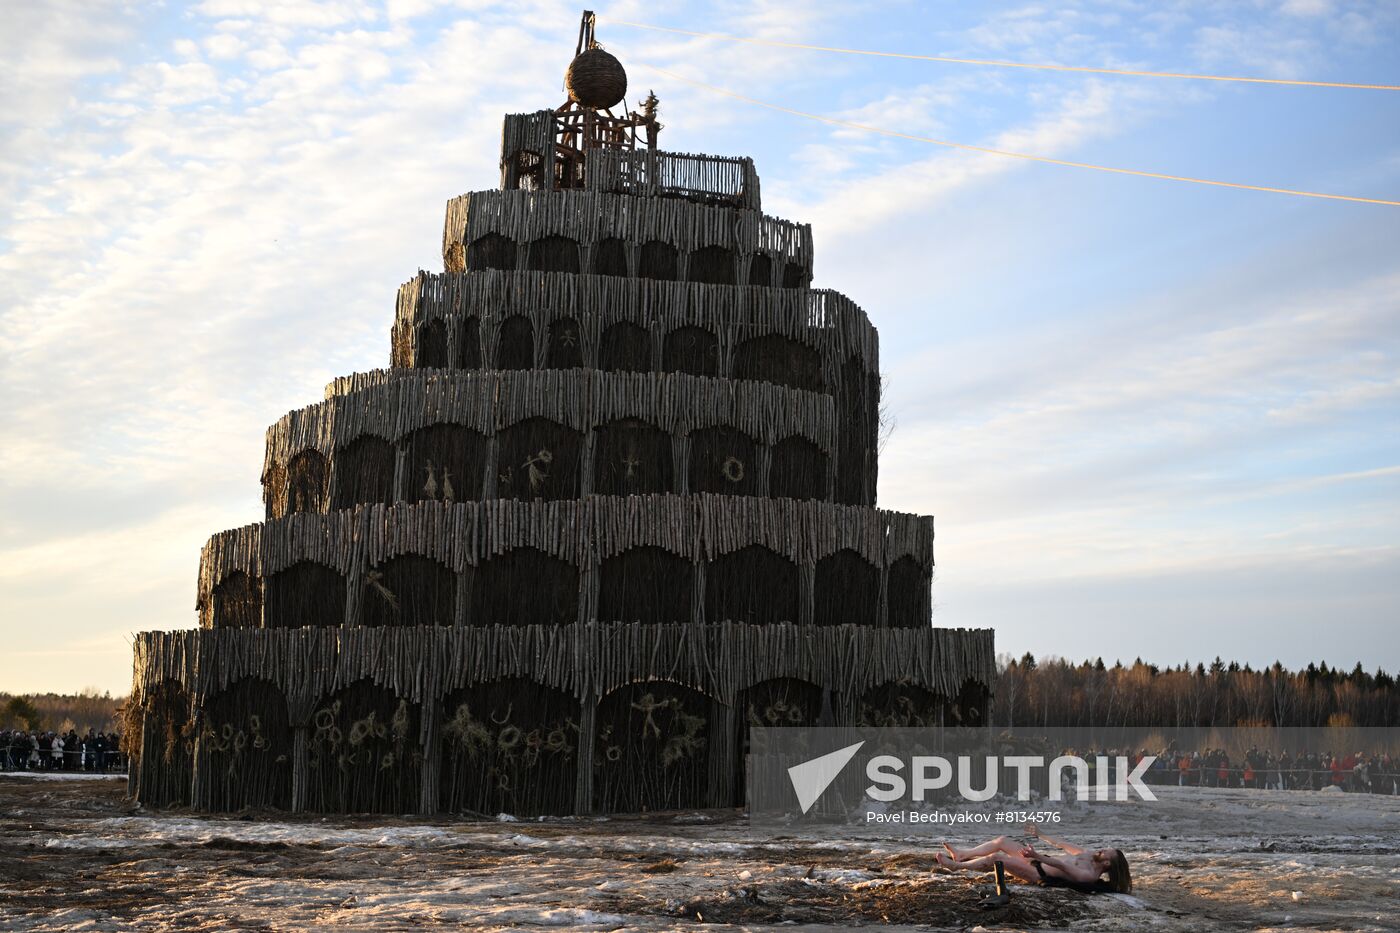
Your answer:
[2,776,1397,931]
[1,771,125,781]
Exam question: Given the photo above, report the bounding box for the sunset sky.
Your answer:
[3,1,1398,694]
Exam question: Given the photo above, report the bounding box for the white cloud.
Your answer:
[192,0,380,29]
[0,4,129,204]
[204,33,248,60]
[1192,25,1316,80]
[111,60,225,107]
[3,1,1397,690]
[786,78,1144,239]
[1280,0,1333,17]
[0,8,571,695]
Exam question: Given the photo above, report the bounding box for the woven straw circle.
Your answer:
[566,48,627,109]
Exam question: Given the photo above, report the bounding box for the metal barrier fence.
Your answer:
[1135,764,1398,790]
[0,744,128,774]
[1048,759,1400,793]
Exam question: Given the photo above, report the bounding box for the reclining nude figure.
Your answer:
[935,824,1132,893]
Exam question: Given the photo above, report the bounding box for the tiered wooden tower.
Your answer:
[128,15,994,816]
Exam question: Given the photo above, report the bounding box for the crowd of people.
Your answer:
[0,729,125,773]
[1078,747,1399,794]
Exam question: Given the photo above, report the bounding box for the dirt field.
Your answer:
[1,774,1396,931]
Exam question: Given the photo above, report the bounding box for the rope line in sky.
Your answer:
[603,18,1400,91]
[626,61,1400,207]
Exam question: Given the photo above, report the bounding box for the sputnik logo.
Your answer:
[788,741,865,813]
[782,741,1160,811]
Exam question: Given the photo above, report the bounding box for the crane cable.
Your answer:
[620,60,1400,207]
[601,18,1400,92]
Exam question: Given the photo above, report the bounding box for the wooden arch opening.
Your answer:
[781,260,808,288]
[662,326,717,377]
[638,240,678,280]
[285,449,328,515]
[733,334,824,392]
[307,679,421,814]
[593,236,629,277]
[495,315,534,370]
[212,569,262,629]
[134,680,193,807]
[456,316,482,369]
[495,417,582,502]
[439,678,578,817]
[813,549,879,627]
[688,426,760,496]
[594,682,716,813]
[467,233,516,271]
[886,555,928,629]
[837,355,879,505]
[402,423,486,504]
[733,677,823,803]
[417,319,449,368]
[599,321,651,372]
[705,545,798,624]
[769,435,829,501]
[469,547,577,626]
[262,461,287,519]
[597,546,693,623]
[200,678,292,811]
[264,560,346,628]
[361,554,456,628]
[593,419,673,496]
[952,679,988,728]
[687,245,736,285]
[546,318,583,369]
[739,677,824,731]
[858,682,943,728]
[747,253,773,286]
[526,235,581,274]
[331,435,396,510]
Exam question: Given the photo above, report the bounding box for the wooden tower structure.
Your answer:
[127,13,994,817]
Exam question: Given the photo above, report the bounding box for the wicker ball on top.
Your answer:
[566,47,627,109]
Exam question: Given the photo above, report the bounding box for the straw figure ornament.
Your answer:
[127,11,993,818]
[525,448,552,492]
[365,570,400,613]
[423,460,438,500]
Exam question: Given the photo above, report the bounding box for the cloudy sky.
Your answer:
[2,1,1398,695]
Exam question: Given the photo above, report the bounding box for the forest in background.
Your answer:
[1,690,125,733]
[994,655,1397,728]
[3,656,1397,734]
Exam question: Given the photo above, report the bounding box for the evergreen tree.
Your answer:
[3,696,41,730]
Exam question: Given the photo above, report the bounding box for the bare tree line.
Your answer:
[994,655,1398,728]
[0,690,125,733]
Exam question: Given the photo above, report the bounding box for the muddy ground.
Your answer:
[1,774,1396,931]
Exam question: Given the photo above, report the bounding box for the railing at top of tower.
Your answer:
[501,110,761,210]
[586,148,761,210]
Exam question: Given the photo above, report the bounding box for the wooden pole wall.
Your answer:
[132,623,995,717]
